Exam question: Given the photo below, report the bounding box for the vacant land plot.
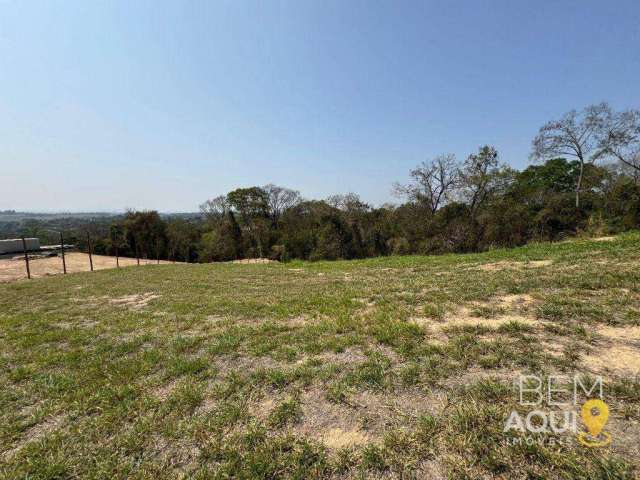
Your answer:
[0,234,639,478]
[0,252,174,283]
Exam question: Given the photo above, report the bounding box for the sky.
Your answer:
[1,1,639,212]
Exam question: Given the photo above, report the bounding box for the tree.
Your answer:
[514,158,577,198]
[107,223,126,256]
[458,146,513,218]
[198,211,244,262]
[311,214,354,260]
[122,210,166,259]
[199,195,230,225]
[227,187,270,257]
[222,211,244,259]
[227,187,269,219]
[166,218,199,262]
[394,154,459,214]
[263,184,301,225]
[601,108,640,173]
[531,103,612,207]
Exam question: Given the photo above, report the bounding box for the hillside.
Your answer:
[1,234,639,478]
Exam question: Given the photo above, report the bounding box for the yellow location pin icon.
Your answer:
[578,399,612,447]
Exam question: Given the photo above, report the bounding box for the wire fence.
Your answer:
[0,232,170,282]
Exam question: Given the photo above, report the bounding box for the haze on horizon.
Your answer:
[1,1,639,212]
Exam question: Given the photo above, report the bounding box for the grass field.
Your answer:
[1,233,639,479]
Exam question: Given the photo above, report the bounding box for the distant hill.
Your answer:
[0,211,201,245]
[0,211,200,222]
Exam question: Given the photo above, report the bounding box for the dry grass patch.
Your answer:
[283,314,315,327]
[443,307,538,329]
[471,260,552,271]
[592,236,617,242]
[321,427,370,450]
[108,292,161,310]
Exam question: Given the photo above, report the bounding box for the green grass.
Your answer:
[1,232,640,478]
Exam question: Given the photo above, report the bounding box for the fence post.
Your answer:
[115,245,119,268]
[21,237,31,280]
[87,232,94,272]
[60,232,67,274]
[156,239,160,265]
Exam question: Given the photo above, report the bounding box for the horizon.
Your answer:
[2,1,639,211]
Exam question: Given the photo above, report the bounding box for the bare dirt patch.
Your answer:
[538,338,568,359]
[152,379,182,401]
[584,345,640,376]
[442,367,524,389]
[1,414,65,461]
[147,434,199,473]
[423,293,540,332]
[597,325,640,341]
[498,294,536,308]
[583,325,640,376]
[316,347,368,365]
[213,354,282,373]
[288,386,444,451]
[0,252,175,283]
[231,258,276,264]
[291,391,373,450]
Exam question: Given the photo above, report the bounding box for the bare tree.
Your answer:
[601,108,640,173]
[199,195,230,224]
[327,193,370,213]
[393,154,459,214]
[263,184,301,224]
[531,103,612,207]
[620,158,640,184]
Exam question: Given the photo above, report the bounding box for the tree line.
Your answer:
[11,102,639,262]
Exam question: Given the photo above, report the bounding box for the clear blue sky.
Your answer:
[1,1,639,212]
